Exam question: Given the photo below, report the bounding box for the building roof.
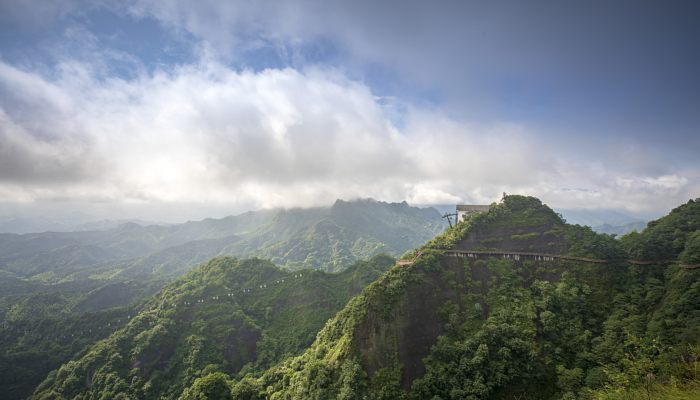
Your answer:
[456,204,490,212]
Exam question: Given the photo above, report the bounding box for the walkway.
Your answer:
[396,248,700,270]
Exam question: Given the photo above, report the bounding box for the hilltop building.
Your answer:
[456,204,490,222]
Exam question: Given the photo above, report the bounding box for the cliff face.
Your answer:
[354,255,467,388]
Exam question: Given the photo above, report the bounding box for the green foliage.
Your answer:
[588,381,700,400]
[31,255,393,400]
[180,372,233,400]
[215,195,700,400]
[0,303,137,400]
[510,232,542,241]
[476,195,564,230]
[21,195,700,399]
[2,200,441,399]
[679,230,700,264]
[564,224,626,259]
[620,198,700,261]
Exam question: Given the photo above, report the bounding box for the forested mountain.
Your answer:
[136,195,697,400]
[0,199,443,283]
[30,256,394,400]
[16,196,700,399]
[1,199,441,399]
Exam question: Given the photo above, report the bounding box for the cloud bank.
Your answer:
[0,1,698,220]
[0,57,696,218]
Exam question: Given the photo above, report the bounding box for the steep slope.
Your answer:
[31,255,394,400]
[211,195,700,400]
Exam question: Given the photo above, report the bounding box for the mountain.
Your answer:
[160,195,698,400]
[0,213,164,235]
[19,196,700,398]
[432,206,650,236]
[29,255,394,400]
[557,208,649,227]
[0,199,444,284]
[1,200,442,399]
[589,220,647,236]
[0,198,443,337]
[620,198,700,262]
[557,208,650,236]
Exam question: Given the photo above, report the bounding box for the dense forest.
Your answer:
[187,196,696,400]
[20,196,700,399]
[29,256,394,399]
[0,199,442,399]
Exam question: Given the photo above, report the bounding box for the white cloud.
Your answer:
[0,57,697,219]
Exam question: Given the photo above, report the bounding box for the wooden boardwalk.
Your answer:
[441,249,608,264]
[396,248,699,270]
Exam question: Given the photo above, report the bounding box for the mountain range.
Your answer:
[0,199,444,282]
[0,199,444,399]
[28,195,700,399]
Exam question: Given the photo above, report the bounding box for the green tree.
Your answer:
[679,230,700,264]
[179,372,232,400]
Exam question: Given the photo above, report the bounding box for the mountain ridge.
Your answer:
[210,195,700,399]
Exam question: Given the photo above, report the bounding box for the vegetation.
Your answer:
[196,195,697,400]
[0,278,161,400]
[15,195,700,399]
[1,199,440,399]
[0,199,444,285]
[620,198,700,261]
[30,255,394,399]
[0,306,135,400]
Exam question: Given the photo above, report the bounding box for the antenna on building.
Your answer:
[442,212,457,228]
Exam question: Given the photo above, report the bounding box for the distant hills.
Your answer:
[0,215,164,235]
[556,208,651,235]
[0,199,444,399]
[0,199,444,284]
[2,204,654,237]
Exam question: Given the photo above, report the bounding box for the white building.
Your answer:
[456,204,490,222]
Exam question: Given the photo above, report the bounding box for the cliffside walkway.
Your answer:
[396,249,700,270]
[442,249,608,264]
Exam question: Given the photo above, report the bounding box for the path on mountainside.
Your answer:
[396,249,700,270]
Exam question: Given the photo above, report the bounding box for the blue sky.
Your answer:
[0,0,698,221]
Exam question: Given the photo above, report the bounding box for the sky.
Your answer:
[0,0,698,222]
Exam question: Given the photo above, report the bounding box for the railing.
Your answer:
[396,248,699,269]
[441,250,608,264]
